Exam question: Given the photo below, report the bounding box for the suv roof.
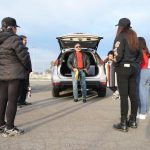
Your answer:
[57,33,103,50]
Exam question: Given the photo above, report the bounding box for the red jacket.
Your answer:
[140,50,149,69]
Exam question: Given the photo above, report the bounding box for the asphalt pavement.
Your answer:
[0,80,150,150]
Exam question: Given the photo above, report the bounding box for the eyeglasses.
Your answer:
[75,46,81,48]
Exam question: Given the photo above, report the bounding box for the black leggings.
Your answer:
[0,80,20,129]
[116,65,138,119]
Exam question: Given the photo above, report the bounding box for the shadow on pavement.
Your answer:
[19,94,106,132]
[17,96,73,116]
[17,91,104,116]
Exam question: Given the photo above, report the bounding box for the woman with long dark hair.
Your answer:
[138,37,150,119]
[113,18,141,132]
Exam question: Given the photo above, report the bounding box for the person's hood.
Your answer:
[0,31,14,44]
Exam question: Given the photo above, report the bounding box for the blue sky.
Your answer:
[0,0,150,72]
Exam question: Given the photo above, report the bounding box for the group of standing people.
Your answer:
[105,18,150,132]
[0,16,149,138]
[67,18,150,133]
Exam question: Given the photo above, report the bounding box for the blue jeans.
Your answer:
[135,64,141,110]
[139,69,150,114]
[71,70,87,99]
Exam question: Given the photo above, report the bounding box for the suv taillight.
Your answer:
[54,59,60,66]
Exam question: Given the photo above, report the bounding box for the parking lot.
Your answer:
[0,81,150,150]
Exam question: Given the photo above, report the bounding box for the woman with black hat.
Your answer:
[113,18,142,132]
[0,17,32,137]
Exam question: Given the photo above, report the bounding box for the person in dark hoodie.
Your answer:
[112,18,141,132]
[17,35,32,107]
[0,17,32,137]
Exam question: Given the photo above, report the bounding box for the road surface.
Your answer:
[0,81,150,150]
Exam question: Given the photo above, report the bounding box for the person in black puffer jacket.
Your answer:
[0,17,32,137]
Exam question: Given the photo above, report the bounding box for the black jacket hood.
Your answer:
[0,31,14,44]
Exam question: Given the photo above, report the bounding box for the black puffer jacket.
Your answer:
[0,30,32,80]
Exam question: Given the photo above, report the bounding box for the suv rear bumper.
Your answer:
[52,81,106,91]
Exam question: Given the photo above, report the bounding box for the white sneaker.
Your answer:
[113,90,119,96]
[1,127,24,137]
[139,114,147,120]
[112,90,120,100]
[0,125,5,134]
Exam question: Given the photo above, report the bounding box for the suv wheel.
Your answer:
[52,87,60,97]
[97,87,106,97]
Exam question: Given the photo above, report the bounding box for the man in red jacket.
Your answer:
[67,43,90,103]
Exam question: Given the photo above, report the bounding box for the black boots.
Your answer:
[113,118,128,132]
[113,115,138,132]
[128,115,137,128]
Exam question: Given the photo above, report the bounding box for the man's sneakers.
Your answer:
[1,126,24,137]
[137,114,147,120]
[18,101,32,107]
[74,99,78,102]
[83,98,87,103]
[0,125,5,134]
[112,90,120,100]
[74,98,87,103]
[22,101,32,105]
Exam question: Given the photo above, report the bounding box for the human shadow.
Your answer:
[17,91,98,116]
[20,94,105,133]
[24,100,102,132]
[17,94,73,116]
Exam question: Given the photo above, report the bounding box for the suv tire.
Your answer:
[97,87,106,97]
[52,87,60,97]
